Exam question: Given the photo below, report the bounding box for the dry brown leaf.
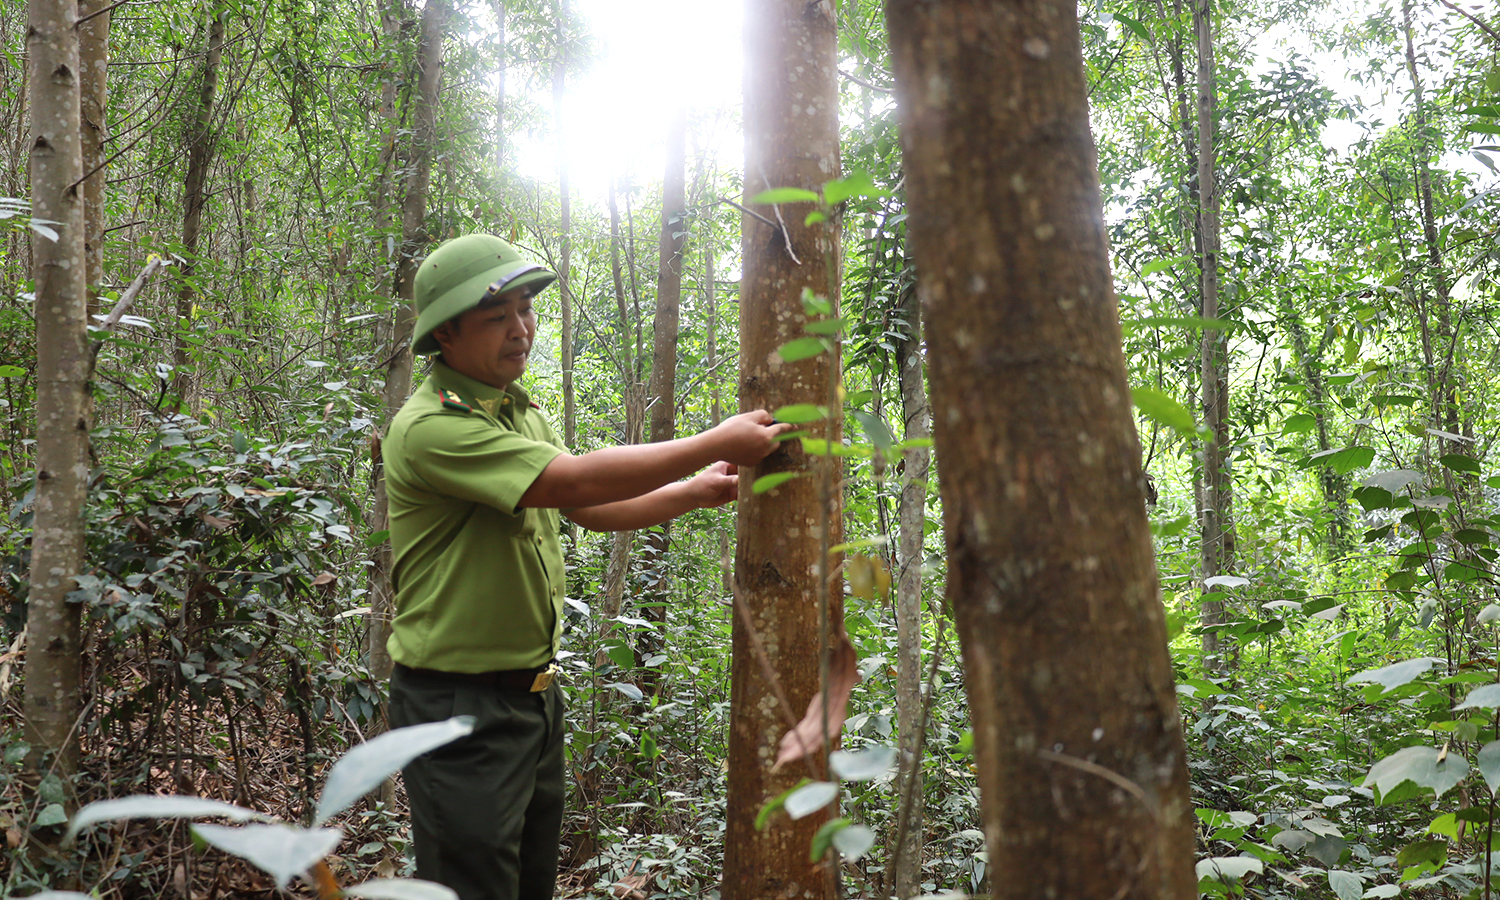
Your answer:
[773,631,859,771]
[311,572,337,587]
[6,827,22,848]
[374,858,396,879]
[611,873,651,900]
[202,514,234,530]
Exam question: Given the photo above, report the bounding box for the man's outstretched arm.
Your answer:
[519,411,788,511]
[564,462,738,532]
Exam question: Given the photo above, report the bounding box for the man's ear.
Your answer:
[431,319,457,352]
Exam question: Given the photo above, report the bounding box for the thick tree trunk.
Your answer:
[883,2,1198,898]
[169,11,226,413]
[891,277,928,899]
[1195,0,1233,669]
[722,0,841,897]
[553,4,574,448]
[707,244,732,598]
[79,0,110,319]
[25,0,88,783]
[639,107,687,692]
[366,0,447,688]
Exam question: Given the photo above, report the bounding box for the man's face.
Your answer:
[432,287,538,390]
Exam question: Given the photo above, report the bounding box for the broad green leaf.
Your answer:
[68,795,270,841]
[1440,454,1481,474]
[1394,839,1446,870]
[1140,255,1190,276]
[1454,529,1493,546]
[315,717,475,824]
[1203,575,1249,589]
[753,472,802,494]
[810,817,849,861]
[344,880,460,900]
[1456,684,1500,710]
[1319,446,1376,475]
[804,210,827,226]
[1196,856,1264,881]
[751,187,819,204]
[35,804,69,827]
[604,639,634,670]
[829,746,897,781]
[784,781,837,820]
[1478,741,1500,794]
[1347,657,1440,691]
[193,823,342,889]
[774,404,828,424]
[1112,10,1151,41]
[822,170,890,204]
[0,364,24,377]
[1364,746,1469,803]
[1132,387,1197,434]
[1363,470,1423,493]
[608,681,644,702]
[756,780,802,830]
[1329,870,1363,900]
[1282,413,1317,434]
[803,317,845,335]
[1364,885,1400,899]
[832,823,875,860]
[777,337,828,362]
[850,410,896,456]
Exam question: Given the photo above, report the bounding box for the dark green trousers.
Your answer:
[390,666,567,900]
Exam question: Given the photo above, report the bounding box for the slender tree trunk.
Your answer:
[891,275,928,899]
[25,0,88,785]
[79,0,110,320]
[1195,0,1232,670]
[639,107,687,693]
[553,3,574,448]
[707,243,731,598]
[883,2,1198,898]
[366,0,448,689]
[722,0,841,897]
[492,0,505,176]
[1279,294,1349,556]
[169,12,225,412]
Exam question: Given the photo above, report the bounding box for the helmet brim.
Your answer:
[412,261,557,356]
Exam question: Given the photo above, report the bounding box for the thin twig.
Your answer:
[730,591,825,781]
[838,68,893,94]
[1436,0,1500,46]
[761,172,803,265]
[90,255,170,363]
[1036,748,1153,812]
[75,0,129,26]
[718,195,777,229]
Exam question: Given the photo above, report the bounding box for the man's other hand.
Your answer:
[687,461,739,509]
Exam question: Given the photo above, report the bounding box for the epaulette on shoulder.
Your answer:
[438,389,472,412]
[529,400,541,410]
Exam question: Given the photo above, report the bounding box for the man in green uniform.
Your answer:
[383,233,789,900]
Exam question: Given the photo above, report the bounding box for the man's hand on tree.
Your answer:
[710,410,796,465]
[686,461,739,509]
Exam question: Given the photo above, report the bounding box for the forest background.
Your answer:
[2,0,1500,897]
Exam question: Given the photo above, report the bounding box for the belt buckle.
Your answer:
[530,663,558,692]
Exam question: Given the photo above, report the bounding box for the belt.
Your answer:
[395,661,559,692]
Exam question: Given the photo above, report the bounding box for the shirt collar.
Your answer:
[429,361,532,416]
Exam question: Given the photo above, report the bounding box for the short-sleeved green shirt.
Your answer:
[384,362,567,673]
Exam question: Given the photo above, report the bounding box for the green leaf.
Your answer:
[1478,741,1500,795]
[1454,529,1492,546]
[342,879,459,900]
[810,817,849,861]
[1364,746,1469,803]
[315,717,475,824]
[849,410,896,456]
[774,404,828,424]
[1196,856,1264,882]
[752,472,802,494]
[1347,657,1440,691]
[608,681,644,702]
[1440,454,1481,474]
[751,187,820,204]
[1140,255,1190,276]
[67,795,271,842]
[784,781,838,820]
[803,317,845,335]
[804,210,827,226]
[364,529,391,548]
[35,804,69,827]
[1364,885,1400,899]
[1395,839,1446,870]
[777,337,828,362]
[756,780,803,830]
[1328,870,1363,900]
[1132,387,1197,435]
[829,746,896,781]
[604,639,634,670]
[821,170,890,204]
[1282,413,1317,434]
[192,823,342,890]
[832,823,876,861]
[0,365,24,377]
[1112,10,1151,41]
[1314,446,1376,475]
[1456,684,1500,710]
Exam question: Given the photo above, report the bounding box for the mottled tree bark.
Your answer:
[169,11,225,412]
[1195,0,1233,669]
[882,2,1198,898]
[79,0,110,319]
[25,0,88,782]
[892,277,928,899]
[639,107,687,692]
[367,0,447,688]
[722,0,841,897]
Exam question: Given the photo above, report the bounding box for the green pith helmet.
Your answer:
[412,234,556,355]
